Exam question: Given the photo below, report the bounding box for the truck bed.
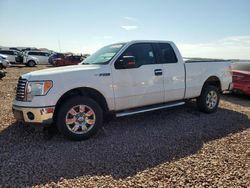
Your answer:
[184,61,232,99]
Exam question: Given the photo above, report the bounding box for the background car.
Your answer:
[0,50,19,63]
[25,51,51,64]
[53,55,84,66]
[232,62,250,95]
[48,52,65,65]
[0,54,11,69]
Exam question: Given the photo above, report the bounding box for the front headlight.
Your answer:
[26,80,53,101]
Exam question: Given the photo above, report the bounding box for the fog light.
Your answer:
[27,112,35,120]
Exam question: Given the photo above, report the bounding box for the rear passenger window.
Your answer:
[158,43,177,63]
[0,51,7,55]
[40,52,50,56]
[28,52,39,56]
[0,50,14,55]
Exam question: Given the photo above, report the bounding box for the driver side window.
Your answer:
[115,43,156,69]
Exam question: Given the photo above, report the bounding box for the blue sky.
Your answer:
[0,0,250,59]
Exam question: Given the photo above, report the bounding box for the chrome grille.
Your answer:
[16,77,27,101]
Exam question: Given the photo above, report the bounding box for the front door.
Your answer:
[111,43,164,111]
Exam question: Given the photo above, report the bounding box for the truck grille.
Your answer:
[16,77,27,101]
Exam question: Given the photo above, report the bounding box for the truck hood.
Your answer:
[22,64,103,80]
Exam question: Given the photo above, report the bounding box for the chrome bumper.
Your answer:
[12,105,55,124]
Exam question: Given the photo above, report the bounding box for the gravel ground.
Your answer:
[0,65,249,188]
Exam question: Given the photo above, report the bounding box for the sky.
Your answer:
[0,0,250,59]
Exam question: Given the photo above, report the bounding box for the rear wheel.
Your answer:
[27,60,35,67]
[56,96,103,141]
[197,85,220,113]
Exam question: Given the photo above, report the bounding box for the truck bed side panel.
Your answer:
[185,62,232,98]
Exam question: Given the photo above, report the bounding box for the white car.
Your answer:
[12,40,233,140]
[25,51,50,64]
[0,54,11,69]
[0,50,19,63]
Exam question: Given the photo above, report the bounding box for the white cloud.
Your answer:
[177,36,250,60]
[124,16,139,22]
[120,25,138,31]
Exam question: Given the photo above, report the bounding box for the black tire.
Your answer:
[0,64,3,70]
[56,96,103,141]
[197,85,220,113]
[0,70,6,79]
[27,60,35,67]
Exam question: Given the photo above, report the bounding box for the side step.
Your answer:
[116,101,185,117]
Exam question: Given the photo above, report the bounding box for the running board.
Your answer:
[116,101,185,117]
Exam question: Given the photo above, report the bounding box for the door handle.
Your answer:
[154,69,163,76]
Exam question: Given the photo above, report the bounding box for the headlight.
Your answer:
[26,80,53,101]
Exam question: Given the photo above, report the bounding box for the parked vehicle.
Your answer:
[23,54,39,67]
[0,54,11,69]
[232,62,250,95]
[53,55,84,66]
[25,51,51,64]
[12,40,233,140]
[48,53,65,65]
[0,50,19,63]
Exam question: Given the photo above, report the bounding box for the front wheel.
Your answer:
[27,60,36,67]
[56,96,103,141]
[197,85,220,113]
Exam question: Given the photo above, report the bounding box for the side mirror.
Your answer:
[116,56,136,69]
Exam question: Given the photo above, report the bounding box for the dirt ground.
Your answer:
[0,65,249,187]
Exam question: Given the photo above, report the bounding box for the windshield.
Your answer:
[232,63,250,71]
[81,43,125,65]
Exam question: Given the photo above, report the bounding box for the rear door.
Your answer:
[40,52,50,64]
[112,43,164,110]
[154,43,185,102]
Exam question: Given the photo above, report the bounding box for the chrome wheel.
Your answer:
[206,90,218,109]
[65,105,96,134]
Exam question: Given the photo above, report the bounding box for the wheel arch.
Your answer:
[27,59,37,65]
[202,76,222,92]
[53,87,109,121]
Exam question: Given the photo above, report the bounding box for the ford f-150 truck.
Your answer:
[12,40,233,140]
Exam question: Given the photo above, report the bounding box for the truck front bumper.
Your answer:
[12,105,55,125]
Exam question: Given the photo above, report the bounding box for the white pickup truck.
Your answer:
[12,40,233,140]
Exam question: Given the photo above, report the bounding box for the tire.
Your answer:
[0,70,6,79]
[197,85,220,113]
[0,64,3,70]
[27,60,35,67]
[56,96,103,141]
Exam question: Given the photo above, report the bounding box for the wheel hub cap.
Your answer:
[206,91,218,109]
[65,105,96,134]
